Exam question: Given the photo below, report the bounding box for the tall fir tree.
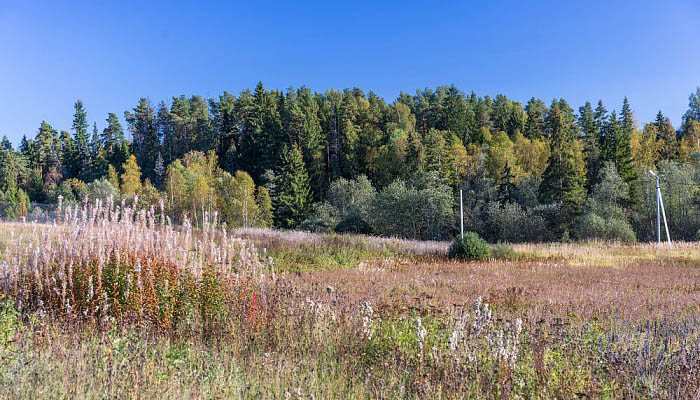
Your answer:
[524,97,547,139]
[1,136,12,151]
[655,111,678,160]
[90,123,108,180]
[72,100,91,181]
[539,100,587,233]
[578,102,600,188]
[271,144,312,228]
[125,98,157,181]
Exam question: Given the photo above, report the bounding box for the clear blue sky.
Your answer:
[2,1,700,145]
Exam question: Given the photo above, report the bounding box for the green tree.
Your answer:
[539,100,587,232]
[125,98,158,182]
[102,112,129,171]
[578,102,600,187]
[72,100,91,181]
[90,123,108,180]
[255,186,273,227]
[655,111,678,160]
[217,170,259,228]
[271,144,312,228]
[577,162,636,242]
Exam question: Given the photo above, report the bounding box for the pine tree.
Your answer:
[271,144,312,228]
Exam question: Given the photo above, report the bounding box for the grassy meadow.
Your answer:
[0,204,699,399]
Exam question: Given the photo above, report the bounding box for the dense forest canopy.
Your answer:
[2,82,700,242]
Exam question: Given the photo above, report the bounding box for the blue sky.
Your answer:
[2,1,700,145]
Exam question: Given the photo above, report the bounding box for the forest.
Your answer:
[2,82,700,242]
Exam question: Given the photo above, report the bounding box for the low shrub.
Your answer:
[491,243,518,260]
[298,219,333,233]
[448,232,491,260]
[335,214,373,235]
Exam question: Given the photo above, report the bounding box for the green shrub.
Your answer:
[298,219,332,233]
[578,214,636,243]
[335,214,373,235]
[491,242,518,260]
[448,232,491,260]
[0,295,19,347]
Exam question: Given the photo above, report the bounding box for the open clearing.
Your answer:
[1,219,699,399]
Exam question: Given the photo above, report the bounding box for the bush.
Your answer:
[491,243,518,260]
[335,214,373,235]
[448,232,491,261]
[298,219,332,233]
[578,213,637,243]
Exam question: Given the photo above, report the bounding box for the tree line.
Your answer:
[2,82,700,242]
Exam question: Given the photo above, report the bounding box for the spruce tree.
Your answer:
[1,136,12,151]
[497,162,517,203]
[655,111,678,160]
[125,98,158,181]
[578,102,600,187]
[90,123,108,180]
[72,100,91,181]
[539,100,587,232]
[271,144,312,229]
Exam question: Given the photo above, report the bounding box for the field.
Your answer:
[1,205,700,399]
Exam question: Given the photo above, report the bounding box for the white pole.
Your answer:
[656,180,661,245]
[460,189,464,239]
[650,171,661,246]
[658,190,672,248]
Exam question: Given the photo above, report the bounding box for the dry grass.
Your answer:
[1,215,700,399]
[295,246,700,322]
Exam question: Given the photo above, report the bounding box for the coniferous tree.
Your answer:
[1,136,12,151]
[655,111,678,160]
[614,99,639,201]
[497,162,517,204]
[210,92,238,173]
[524,98,547,139]
[271,144,312,228]
[90,123,108,180]
[578,102,600,187]
[72,100,91,181]
[681,87,700,132]
[125,98,157,181]
[102,112,129,172]
[539,100,587,232]
[58,130,75,179]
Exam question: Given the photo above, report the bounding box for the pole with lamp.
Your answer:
[648,170,671,248]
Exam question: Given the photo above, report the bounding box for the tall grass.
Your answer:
[1,203,700,398]
[0,197,280,335]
